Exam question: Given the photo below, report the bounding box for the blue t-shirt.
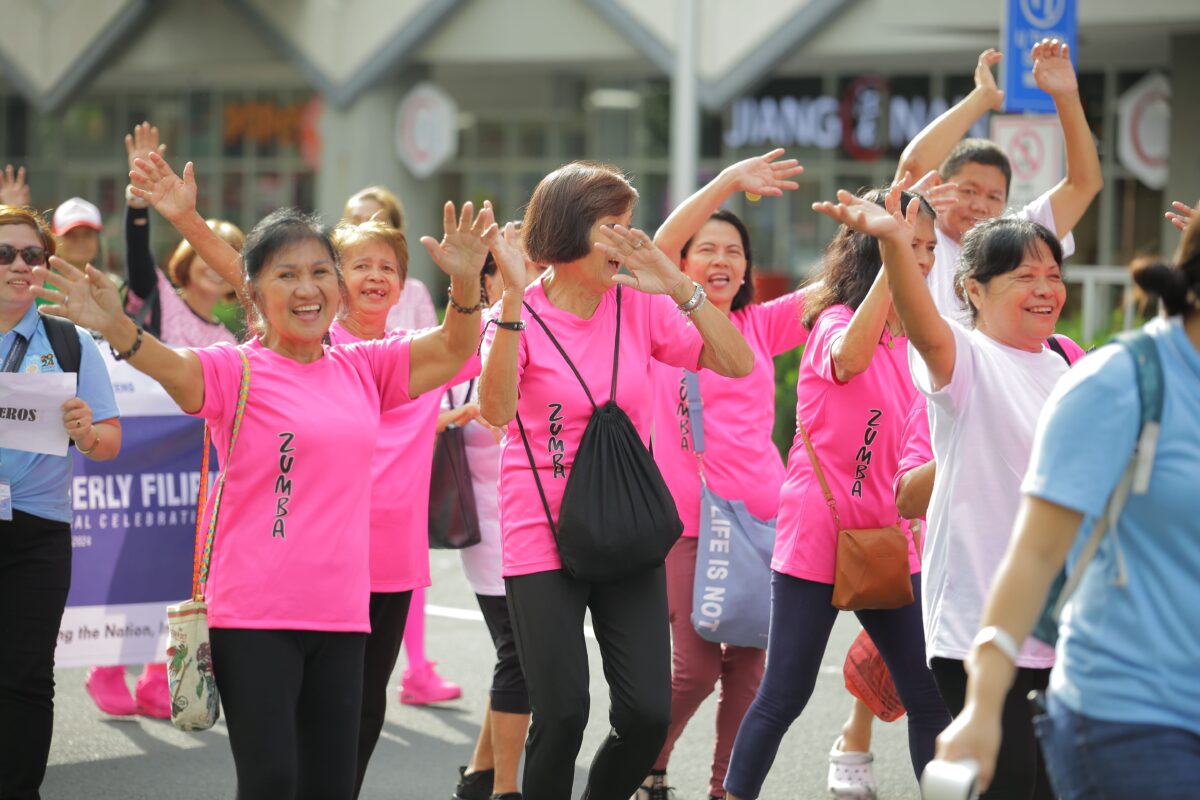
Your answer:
[0,304,120,523]
[1022,316,1200,736]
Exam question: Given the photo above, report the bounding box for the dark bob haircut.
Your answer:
[681,209,756,312]
[955,217,1063,322]
[521,162,638,265]
[803,188,936,328]
[939,138,1013,197]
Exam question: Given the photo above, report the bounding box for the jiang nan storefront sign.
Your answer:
[724,77,988,162]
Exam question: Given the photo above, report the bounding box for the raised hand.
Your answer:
[1031,38,1078,99]
[974,48,1005,110]
[905,169,959,217]
[0,164,30,207]
[723,149,804,199]
[812,183,920,244]
[420,200,495,281]
[596,225,683,296]
[30,256,125,333]
[483,221,528,292]
[129,151,197,224]
[1166,200,1196,232]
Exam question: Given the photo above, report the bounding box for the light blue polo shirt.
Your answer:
[0,303,119,523]
[1022,316,1200,736]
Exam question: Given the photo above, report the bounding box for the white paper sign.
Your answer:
[0,371,74,455]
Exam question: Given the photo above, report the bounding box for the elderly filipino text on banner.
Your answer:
[1001,0,1077,114]
[989,114,1064,212]
[0,372,74,456]
[57,350,211,668]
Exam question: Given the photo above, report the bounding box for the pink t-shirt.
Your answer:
[124,269,237,347]
[653,289,808,537]
[772,304,922,583]
[481,282,705,577]
[192,335,413,632]
[327,321,480,592]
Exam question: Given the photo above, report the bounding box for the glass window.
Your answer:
[516,123,547,158]
[477,122,506,158]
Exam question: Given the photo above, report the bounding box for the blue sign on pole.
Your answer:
[1002,0,1078,114]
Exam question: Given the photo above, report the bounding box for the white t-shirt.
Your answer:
[446,379,505,597]
[929,190,1076,326]
[910,321,1067,668]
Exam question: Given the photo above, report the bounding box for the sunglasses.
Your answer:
[0,244,47,266]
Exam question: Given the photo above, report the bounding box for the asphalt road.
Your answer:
[44,551,923,799]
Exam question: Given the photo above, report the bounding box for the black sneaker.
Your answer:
[633,774,675,800]
[491,794,523,800]
[453,766,495,800]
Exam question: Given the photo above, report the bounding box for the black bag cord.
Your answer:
[514,287,623,537]
[443,378,476,410]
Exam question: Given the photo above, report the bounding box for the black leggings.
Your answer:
[725,572,950,800]
[476,593,529,715]
[506,567,671,800]
[931,658,1053,800]
[210,628,367,800]
[0,511,71,800]
[354,590,413,798]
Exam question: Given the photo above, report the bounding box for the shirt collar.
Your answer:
[2,302,42,342]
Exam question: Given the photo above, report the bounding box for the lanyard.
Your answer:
[2,332,29,373]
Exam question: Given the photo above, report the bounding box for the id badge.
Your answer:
[0,479,12,522]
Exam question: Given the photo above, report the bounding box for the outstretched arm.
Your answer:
[32,257,205,413]
[478,223,528,427]
[1034,39,1103,237]
[130,151,245,296]
[407,201,495,396]
[895,49,1005,181]
[813,187,956,388]
[655,149,802,262]
[123,122,166,301]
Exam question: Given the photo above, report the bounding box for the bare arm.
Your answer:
[407,201,495,397]
[60,396,123,461]
[478,287,524,427]
[130,152,244,294]
[1034,40,1103,237]
[32,258,206,413]
[813,187,957,388]
[896,459,935,519]
[934,496,1081,792]
[655,149,802,262]
[831,267,892,383]
[895,50,1005,181]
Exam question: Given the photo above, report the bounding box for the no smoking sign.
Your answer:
[990,114,1064,211]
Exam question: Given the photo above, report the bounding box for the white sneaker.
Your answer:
[827,736,877,799]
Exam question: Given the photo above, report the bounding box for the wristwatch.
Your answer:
[972,626,1020,664]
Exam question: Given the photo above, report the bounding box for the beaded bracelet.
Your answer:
[110,326,144,361]
[447,286,483,315]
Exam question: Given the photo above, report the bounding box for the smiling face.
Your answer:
[683,219,747,314]
[341,239,403,318]
[968,238,1065,351]
[252,238,341,348]
[941,162,1008,243]
[0,223,46,316]
[185,255,235,302]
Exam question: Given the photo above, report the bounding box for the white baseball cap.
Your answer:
[52,197,103,235]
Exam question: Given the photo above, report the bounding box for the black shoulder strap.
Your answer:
[131,281,161,339]
[1045,335,1070,365]
[610,286,621,402]
[445,378,475,410]
[42,315,81,383]
[515,409,559,537]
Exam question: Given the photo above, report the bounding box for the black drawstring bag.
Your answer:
[516,287,683,582]
[428,379,483,550]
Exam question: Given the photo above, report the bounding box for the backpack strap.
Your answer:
[514,409,560,538]
[41,315,81,384]
[610,286,621,403]
[1051,329,1163,617]
[1045,335,1070,365]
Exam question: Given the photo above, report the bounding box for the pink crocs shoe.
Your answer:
[85,666,137,716]
[134,662,172,719]
[398,661,462,705]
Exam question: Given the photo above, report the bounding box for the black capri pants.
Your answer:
[475,593,529,715]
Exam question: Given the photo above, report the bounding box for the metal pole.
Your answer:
[670,0,698,207]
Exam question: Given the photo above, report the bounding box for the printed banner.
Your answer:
[58,352,211,668]
[0,371,74,456]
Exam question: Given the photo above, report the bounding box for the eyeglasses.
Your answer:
[0,244,47,266]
